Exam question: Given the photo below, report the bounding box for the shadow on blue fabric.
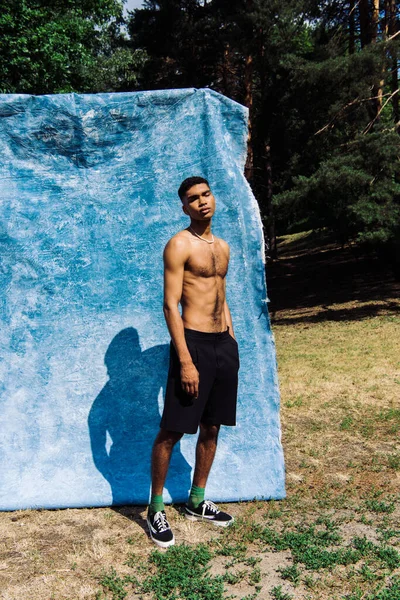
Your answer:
[88,328,192,505]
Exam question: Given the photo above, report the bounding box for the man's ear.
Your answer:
[182,203,189,216]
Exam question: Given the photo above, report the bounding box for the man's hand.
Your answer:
[180,361,199,397]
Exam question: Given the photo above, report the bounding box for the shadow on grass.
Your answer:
[267,233,400,325]
[111,505,148,535]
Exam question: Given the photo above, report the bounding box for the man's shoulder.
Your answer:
[164,230,191,258]
[216,236,230,253]
[165,229,191,247]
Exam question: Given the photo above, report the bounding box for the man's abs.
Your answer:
[181,276,227,333]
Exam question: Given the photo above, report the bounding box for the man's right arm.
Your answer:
[163,237,199,397]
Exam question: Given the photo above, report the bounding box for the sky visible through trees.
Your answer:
[124,0,144,13]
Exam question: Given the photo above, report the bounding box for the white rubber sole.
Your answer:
[184,512,234,527]
[147,519,175,548]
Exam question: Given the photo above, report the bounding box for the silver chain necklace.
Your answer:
[189,226,214,244]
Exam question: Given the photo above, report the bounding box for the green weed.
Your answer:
[376,526,400,543]
[303,573,316,589]
[222,569,247,584]
[243,556,262,567]
[270,585,293,600]
[285,395,304,408]
[278,564,301,586]
[99,568,132,600]
[140,544,224,600]
[373,546,400,570]
[215,541,247,560]
[353,537,400,569]
[301,546,361,570]
[365,499,395,514]
[378,408,400,422]
[248,565,261,585]
[358,564,380,583]
[265,508,284,519]
[360,514,374,526]
[308,448,320,458]
[340,415,354,431]
[387,454,400,470]
[346,576,400,599]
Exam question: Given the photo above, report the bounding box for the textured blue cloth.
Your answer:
[0,89,285,510]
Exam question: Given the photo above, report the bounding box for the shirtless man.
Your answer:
[147,176,240,547]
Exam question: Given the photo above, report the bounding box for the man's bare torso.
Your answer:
[175,229,229,333]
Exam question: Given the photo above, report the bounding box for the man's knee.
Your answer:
[199,423,220,441]
[154,428,184,449]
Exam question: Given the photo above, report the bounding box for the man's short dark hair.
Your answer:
[178,176,209,201]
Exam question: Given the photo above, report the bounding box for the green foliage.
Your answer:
[365,499,396,515]
[387,454,400,470]
[230,516,400,572]
[352,537,400,570]
[270,585,294,600]
[248,564,261,585]
[274,128,400,257]
[278,564,302,586]
[222,569,247,584]
[140,544,225,600]
[99,567,134,600]
[346,577,400,600]
[340,415,354,431]
[88,47,148,92]
[0,0,146,94]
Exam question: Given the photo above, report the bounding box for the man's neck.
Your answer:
[189,220,212,237]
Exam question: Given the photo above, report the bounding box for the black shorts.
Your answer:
[160,328,239,434]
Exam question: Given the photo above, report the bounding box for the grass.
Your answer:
[1,231,399,600]
[270,585,294,600]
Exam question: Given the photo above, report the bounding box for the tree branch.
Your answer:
[363,88,400,134]
[314,92,395,135]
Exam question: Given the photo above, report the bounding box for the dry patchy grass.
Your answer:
[277,315,400,493]
[1,232,399,600]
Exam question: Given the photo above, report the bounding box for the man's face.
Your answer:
[182,183,216,221]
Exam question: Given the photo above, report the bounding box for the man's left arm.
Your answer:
[221,241,236,339]
[224,297,236,340]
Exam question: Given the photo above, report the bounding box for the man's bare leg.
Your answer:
[185,423,234,526]
[192,423,220,488]
[151,428,183,497]
[147,428,183,548]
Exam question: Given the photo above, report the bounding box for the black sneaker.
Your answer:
[184,500,234,527]
[147,510,175,548]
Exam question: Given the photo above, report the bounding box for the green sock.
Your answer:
[188,484,205,509]
[149,493,164,514]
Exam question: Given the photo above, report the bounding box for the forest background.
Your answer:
[1,0,399,269]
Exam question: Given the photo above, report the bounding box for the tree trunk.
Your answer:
[221,44,231,97]
[387,0,399,129]
[371,0,379,43]
[244,53,254,182]
[349,0,355,54]
[359,0,370,48]
[264,142,277,259]
[371,0,383,118]
[243,0,255,180]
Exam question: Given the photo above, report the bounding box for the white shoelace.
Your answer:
[153,511,169,532]
[202,500,220,516]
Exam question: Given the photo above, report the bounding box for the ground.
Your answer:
[1,231,399,600]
